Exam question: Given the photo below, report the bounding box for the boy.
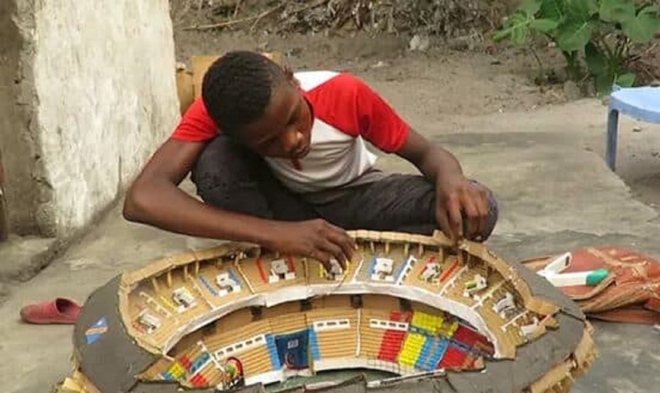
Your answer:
[123,51,498,271]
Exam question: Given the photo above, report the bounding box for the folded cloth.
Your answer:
[20,297,81,324]
[521,247,660,325]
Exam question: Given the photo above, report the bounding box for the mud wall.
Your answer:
[0,0,180,238]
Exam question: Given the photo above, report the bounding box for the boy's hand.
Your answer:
[265,219,357,272]
[435,173,490,244]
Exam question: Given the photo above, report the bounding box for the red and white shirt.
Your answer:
[171,71,411,194]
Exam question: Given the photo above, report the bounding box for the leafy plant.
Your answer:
[493,0,660,95]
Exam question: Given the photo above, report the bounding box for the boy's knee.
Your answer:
[191,136,260,195]
[189,137,273,219]
[191,137,230,192]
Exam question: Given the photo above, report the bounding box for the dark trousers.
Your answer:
[190,136,498,239]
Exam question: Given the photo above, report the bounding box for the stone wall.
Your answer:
[0,0,180,238]
[0,0,41,236]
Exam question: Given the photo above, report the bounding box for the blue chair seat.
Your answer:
[606,85,660,170]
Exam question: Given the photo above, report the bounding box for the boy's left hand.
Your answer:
[435,173,490,243]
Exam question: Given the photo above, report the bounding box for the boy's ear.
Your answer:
[283,65,300,87]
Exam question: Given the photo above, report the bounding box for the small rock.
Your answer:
[257,41,269,51]
[285,47,302,57]
[652,152,658,157]
[448,35,477,51]
[633,126,642,132]
[370,61,388,69]
[563,81,581,101]
[65,258,100,271]
[409,34,430,52]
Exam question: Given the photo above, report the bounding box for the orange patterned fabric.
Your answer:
[522,247,660,324]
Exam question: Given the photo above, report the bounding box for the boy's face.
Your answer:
[237,80,313,159]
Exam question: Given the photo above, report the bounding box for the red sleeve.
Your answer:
[308,73,410,153]
[170,97,219,142]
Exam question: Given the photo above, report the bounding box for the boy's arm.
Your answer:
[122,100,356,269]
[343,74,489,242]
[395,129,491,243]
[123,97,273,243]
[122,137,275,244]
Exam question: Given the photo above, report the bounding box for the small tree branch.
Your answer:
[184,3,284,31]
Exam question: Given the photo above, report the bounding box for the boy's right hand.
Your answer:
[264,219,358,272]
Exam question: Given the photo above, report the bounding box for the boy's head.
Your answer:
[201,50,313,159]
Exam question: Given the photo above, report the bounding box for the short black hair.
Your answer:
[201,50,288,136]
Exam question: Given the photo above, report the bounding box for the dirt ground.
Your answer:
[170,3,571,107]
[166,0,659,205]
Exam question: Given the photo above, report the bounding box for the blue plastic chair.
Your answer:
[606,85,660,170]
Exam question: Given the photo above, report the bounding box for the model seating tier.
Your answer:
[121,231,562,391]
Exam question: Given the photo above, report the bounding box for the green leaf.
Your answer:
[540,0,566,23]
[530,18,560,33]
[520,0,543,15]
[584,42,607,75]
[492,11,536,44]
[615,72,636,87]
[622,5,660,43]
[595,73,616,96]
[556,19,595,51]
[582,0,600,16]
[599,0,636,24]
[540,0,566,21]
[564,0,599,19]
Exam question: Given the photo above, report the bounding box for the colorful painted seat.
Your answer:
[606,85,660,170]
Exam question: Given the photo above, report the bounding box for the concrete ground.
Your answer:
[2,96,660,393]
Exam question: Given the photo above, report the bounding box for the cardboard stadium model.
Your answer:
[57,230,597,393]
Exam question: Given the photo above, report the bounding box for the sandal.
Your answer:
[19,297,81,324]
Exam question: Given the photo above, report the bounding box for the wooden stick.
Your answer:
[184,3,284,31]
[249,3,285,33]
[286,0,329,18]
[233,0,242,18]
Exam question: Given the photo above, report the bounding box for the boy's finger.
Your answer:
[435,208,456,244]
[334,232,356,263]
[460,196,479,239]
[446,199,463,242]
[320,240,347,269]
[327,223,357,255]
[477,196,489,240]
[313,249,333,272]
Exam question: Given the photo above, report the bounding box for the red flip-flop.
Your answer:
[19,297,81,324]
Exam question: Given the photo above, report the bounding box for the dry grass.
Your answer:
[171,0,517,38]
